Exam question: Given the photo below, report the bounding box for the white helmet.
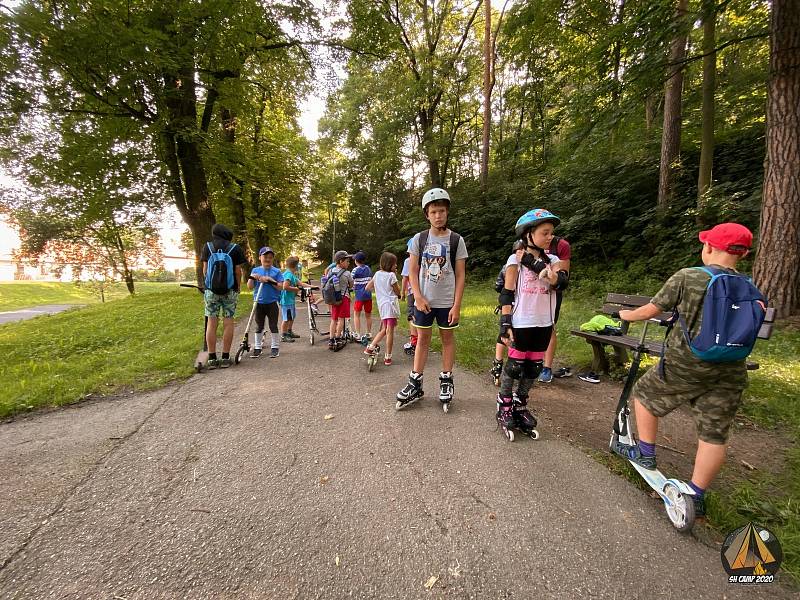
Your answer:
[421,188,451,213]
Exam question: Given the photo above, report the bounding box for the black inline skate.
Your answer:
[439,371,454,413]
[512,395,540,440]
[490,359,503,387]
[395,371,424,410]
[496,394,515,442]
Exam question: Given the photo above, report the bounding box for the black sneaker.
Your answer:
[281,334,296,343]
[251,348,262,358]
[554,367,572,378]
[270,347,280,358]
[610,438,657,470]
[578,371,600,384]
[219,357,232,369]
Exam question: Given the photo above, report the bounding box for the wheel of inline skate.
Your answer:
[528,429,540,440]
[395,400,403,410]
[506,429,515,442]
[663,482,695,532]
[235,346,246,364]
[442,402,449,413]
[493,376,500,387]
[196,362,204,373]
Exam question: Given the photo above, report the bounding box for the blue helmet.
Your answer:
[514,209,560,238]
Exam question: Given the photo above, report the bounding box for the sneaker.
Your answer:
[578,371,600,384]
[270,347,280,358]
[206,358,220,370]
[219,357,232,369]
[691,493,706,517]
[288,331,301,339]
[364,345,380,356]
[554,367,572,378]
[281,334,296,343]
[251,348,262,358]
[384,356,392,366]
[538,367,553,383]
[610,438,657,470]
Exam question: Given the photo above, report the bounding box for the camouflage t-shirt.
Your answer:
[651,265,747,384]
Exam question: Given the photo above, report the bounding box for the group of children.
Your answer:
[202,190,767,518]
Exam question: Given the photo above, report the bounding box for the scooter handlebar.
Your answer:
[180,283,205,293]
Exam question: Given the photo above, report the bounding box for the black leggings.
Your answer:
[255,302,279,334]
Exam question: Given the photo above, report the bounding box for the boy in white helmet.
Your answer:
[395,188,468,412]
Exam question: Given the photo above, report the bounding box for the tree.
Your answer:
[697,0,717,205]
[480,0,492,189]
[753,0,800,317]
[657,0,689,210]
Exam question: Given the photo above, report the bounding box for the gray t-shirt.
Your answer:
[410,230,468,308]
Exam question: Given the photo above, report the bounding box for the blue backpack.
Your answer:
[676,267,766,362]
[205,242,237,295]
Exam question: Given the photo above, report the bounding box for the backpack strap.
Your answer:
[206,241,214,255]
[449,231,461,272]
[225,243,236,255]
[416,230,429,268]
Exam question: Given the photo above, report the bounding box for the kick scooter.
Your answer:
[301,284,328,346]
[234,277,268,364]
[609,312,697,532]
[180,283,209,372]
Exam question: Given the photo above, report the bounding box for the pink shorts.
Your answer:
[508,349,545,361]
[354,299,373,313]
[382,318,398,328]
[330,296,351,320]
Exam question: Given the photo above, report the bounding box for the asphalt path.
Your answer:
[0,305,790,599]
[0,304,83,325]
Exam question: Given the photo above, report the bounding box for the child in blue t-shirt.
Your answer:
[280,256,313,342]
[351,251,373,343]
[247,247,284,358]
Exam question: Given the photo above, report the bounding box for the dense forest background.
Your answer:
[1,0,797,314]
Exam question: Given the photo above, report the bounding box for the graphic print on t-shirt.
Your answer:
[422,242,448,284]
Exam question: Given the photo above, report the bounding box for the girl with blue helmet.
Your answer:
[495,208,567,441]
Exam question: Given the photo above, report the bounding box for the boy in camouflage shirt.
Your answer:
[610,223,760,516]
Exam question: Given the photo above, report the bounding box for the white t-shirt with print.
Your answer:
[410,230,468,309]
[506,253,560,328]
[373,270,400,320]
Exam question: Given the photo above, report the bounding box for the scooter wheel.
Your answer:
[235,347,246,364]
[196,362,204,373]
[442,402,449,414]
[310,332,315,346]
[368,357,375,372]
[528,429,540,440]
[663,482,696,532]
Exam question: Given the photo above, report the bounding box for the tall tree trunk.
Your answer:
[219,105,249,259]
[753,0,800,317]
[697,0,717,211]
[657,0,689,210]
[480,0,491,190]
[609,0,626,145]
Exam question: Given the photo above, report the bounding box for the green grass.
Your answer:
[400,279,799,583]
[0,284,252,417]
[0,281,179,311]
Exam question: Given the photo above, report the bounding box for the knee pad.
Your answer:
[522,359,544,380]
[503,359,523,380]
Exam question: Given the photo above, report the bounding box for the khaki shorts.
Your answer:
[633,360,746,445]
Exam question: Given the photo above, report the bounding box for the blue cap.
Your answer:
[259,246,274,256]
[353,251,366,263]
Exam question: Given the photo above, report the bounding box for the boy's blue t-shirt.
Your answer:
[251,266,283,304]
[280,270,300,306]
[352,264,372,301]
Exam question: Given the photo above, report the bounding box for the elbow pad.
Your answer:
[520,252,547,274]
[498,287,515,307]
[553,270,570,291]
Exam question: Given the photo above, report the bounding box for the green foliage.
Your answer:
[0,282,96,311]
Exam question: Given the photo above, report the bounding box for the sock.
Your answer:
[638,440,656,457]
[688,481,705,497]
[209,353,217,360]
[271,333,280,349]
[222,352,229,359]
[254,333,262,350]
[385,353,392,360]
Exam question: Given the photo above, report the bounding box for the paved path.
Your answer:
[0,308,790,598]
[0,304,83,325]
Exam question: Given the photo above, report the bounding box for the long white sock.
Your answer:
[270,333,280,349]
[254,332,262,350]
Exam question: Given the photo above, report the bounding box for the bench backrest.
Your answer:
[601,293,776,340]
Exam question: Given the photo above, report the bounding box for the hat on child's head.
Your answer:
[353,251,366,263]
[211,223,233,241]
[259,246,275,256]
[334,250,352,262]
[698,223,753,255]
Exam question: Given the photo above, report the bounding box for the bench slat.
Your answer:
[570,329,664,355]
[764,307,776,323]
[757,322,773,340]
[605,293,653,307]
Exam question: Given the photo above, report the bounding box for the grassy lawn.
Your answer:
[0,281,179,311]
[0,284,252,417]
[399,279,799,581]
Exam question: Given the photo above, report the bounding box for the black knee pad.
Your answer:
[522,359,544,379]
[503,359,523,380]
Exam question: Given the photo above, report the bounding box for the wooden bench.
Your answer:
[570,293,777,373]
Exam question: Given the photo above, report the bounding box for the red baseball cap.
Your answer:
[698,223,753,255]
